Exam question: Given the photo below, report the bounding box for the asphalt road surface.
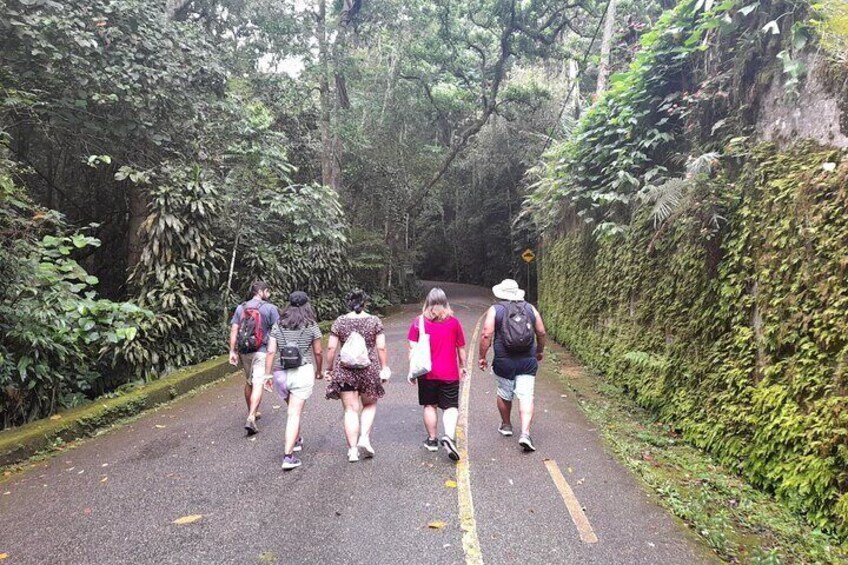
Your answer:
[0,282,714,564]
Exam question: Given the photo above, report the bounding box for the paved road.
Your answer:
[0,282,713,564]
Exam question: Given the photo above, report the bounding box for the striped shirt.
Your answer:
[269,322,322,370]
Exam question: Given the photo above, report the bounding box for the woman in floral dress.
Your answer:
[324,289,390,462]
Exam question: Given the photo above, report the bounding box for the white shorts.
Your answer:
[241,352,268,387]
[496,374,535,403]
[274,364,315,401]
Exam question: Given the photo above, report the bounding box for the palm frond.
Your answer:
[639,178,690,227]
[686,152,721,176]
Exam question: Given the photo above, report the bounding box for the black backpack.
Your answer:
[236,304,264,354]
[279,328,306,369]
[499,301,535,353]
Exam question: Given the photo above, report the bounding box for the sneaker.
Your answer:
[441,435,460,462]
[245,417,258,436]
[423,437,439,452]
[518,434,536,452]
[281,454,301,470]
[498,423,513,437]
[347,447,360,462]
[292,437,303,452]
[357,440,375,459]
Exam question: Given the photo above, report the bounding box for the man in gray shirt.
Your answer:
[229,281,280,435]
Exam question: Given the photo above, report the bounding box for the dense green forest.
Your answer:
[1,0,662,425]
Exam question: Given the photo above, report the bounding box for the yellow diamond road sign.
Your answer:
[522,249,535,263]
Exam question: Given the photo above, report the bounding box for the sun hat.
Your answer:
[289,291,309,307]
[492,279,525,301]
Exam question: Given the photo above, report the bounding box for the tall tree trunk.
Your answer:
[595,0,618,96]
[317,0,342,190]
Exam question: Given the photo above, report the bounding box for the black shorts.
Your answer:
[418,379,459,410]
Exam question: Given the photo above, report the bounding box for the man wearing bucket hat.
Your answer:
[478,279,547,452]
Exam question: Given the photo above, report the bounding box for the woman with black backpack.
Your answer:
[264,291,323,470]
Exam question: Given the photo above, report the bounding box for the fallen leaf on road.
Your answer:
[272,405,281,410]
[427,521,446,529]
[49,415,62,420]
[100,476,108,483]
[101,463,109,467]
[444,480,457,489]
[2,492,10,496]
[77,470,84,475]
[567,467,573,473]
[173,514,203,525]
[67,467,75,472]
[0,552,8,560]
[577,478,585,485]
[154,425,166,429]
[508,479,514,485]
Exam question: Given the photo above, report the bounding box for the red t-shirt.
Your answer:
[407,315,466,382]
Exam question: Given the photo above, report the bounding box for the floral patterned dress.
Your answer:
[326,314,386,400]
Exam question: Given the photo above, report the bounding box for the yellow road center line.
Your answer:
[457,313,485,565]
[544,458,599,544]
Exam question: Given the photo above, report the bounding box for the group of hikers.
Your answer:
[227,279,547,471]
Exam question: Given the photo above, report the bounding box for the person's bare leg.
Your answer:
[359,395,378,447]
[247,380,262,419]
[244,382,252,410]
[518,398,534,436]
[497,396,512,426]
[284,396,306,455]
[340,391,361,448]
[423,405,438,440]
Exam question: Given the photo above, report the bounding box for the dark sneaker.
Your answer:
[498,423,513,437]
[423,437,439,452]
[441,435,460,462]
[519,434,536,452]
[293,437,303,452]
[245,417,258,436]
[281,454,301,470]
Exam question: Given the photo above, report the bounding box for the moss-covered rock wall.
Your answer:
[541,143,848,533]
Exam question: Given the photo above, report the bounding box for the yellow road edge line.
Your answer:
[544,458,599,544]
[457,313,486,565]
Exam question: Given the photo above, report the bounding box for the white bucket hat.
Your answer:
[492,279,525,301]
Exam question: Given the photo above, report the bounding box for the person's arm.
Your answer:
[376,333,388,369]
[228,324,239,366]
[532,306,547,361]
[478,306,496,370]
[265,338,277,375]
[313,338,324,378]
[323,334,339,379]
[458,347,468,379]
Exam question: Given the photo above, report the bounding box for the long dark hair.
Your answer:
[345,288,369,314]
[279,303,317,330]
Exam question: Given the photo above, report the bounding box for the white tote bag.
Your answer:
[339,331,371,369]
[408,315,432,378]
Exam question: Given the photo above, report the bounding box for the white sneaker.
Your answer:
[347,447,360,462]
[357,440,375,458]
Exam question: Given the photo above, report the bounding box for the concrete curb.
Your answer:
[0,355,237,467]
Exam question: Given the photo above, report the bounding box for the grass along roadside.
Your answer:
[543,347,848,564]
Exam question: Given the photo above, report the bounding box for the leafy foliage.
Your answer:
[0,152,149,427]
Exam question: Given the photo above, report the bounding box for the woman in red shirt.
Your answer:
[407,287,467,461]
